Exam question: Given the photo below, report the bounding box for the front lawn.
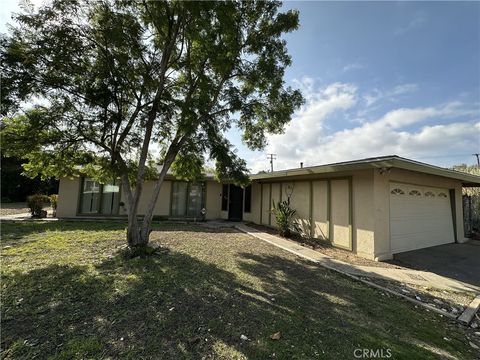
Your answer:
[1,221,477,359]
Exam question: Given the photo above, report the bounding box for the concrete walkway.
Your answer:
[0,213,59,221]
[0,213,32,220]
[235,224,478,293]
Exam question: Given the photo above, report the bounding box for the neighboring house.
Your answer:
[57,155,480,260]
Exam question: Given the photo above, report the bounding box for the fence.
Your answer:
[463,194,480,238]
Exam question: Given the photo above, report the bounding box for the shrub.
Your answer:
[271,200,301,238]
[26,194,51,218]
[50,194,58,216]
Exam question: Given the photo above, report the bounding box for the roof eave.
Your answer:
[250,156,480,186]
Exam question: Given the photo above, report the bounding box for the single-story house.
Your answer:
[57,155,480,260]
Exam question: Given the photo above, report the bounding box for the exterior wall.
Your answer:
[241,167,465,261]
[312,180,328,240]
[57,167,468,262]
[58,177,223,219]
[352,170,375,259]
[270,183,281,227]
[205,181,222,220]
[132,180,172,216]
[243,182,261,223]
[246,169,375,258]
[330,179,351,249]
[288,181,311,235]
[57,177,81,218]
[261,183,271,225]
[373,168,466,260]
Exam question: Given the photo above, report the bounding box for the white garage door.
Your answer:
[389,183,454,254]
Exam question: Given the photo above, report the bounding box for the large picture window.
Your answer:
[79,178,120,215]
[171,182,204,217]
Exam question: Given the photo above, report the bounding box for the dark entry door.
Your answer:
[228,184,243,221]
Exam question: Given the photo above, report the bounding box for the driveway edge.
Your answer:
[458,295,480,325]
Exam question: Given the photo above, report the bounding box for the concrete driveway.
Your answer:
[391,241,480,291]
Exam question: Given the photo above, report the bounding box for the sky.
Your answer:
[1,1,479,173]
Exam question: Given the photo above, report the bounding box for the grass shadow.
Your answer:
[1,223,477,359]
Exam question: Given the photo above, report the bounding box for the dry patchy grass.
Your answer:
[1,221,478,359]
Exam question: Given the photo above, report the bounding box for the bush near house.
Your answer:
[26,194,50,218]
[271,200,301,238]
[49,194,58,217]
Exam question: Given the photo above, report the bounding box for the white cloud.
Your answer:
[363,83,418,107]
[342,63,364,73]
[249,80,478,172]
[394,12,427,36]
[254,79,357,171]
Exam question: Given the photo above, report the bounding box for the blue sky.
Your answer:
[2,1,479,172]
[232,1,480,172]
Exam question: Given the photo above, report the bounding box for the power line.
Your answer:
[267,154,277,172]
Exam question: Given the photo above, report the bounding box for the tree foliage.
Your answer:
[453,164,480,196]
[1,0,303,246]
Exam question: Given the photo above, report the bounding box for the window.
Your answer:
[221,184,229,211]
[409,190,421,196]
[171,182,188,216]
[171,182,204,217]
[80,178,120,215]
[80,178,100,213]
[390,188,405,195]
[101,180,121,214]
[424,191,435,197]
[244,185,252,213]
[186,183,203,217]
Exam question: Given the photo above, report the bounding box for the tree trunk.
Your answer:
[139,149,178,242]
[121,16,183,249]
[120,173,146,248]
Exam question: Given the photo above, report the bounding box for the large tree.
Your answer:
[1,0,303,247]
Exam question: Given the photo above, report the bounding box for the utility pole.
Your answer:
[474,153,480,167]
[267,154,277,172]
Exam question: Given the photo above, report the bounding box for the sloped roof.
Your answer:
[250,155,480,186]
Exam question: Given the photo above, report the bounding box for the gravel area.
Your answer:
[364,277,476,315]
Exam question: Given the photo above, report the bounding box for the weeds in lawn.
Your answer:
[1,221,478,359]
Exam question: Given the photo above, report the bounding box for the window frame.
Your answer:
[78,177,121,216]
[170,180,206,218]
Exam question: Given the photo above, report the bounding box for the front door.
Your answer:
[228,184,243,221]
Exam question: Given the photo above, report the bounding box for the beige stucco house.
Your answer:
[57,155,480,261]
